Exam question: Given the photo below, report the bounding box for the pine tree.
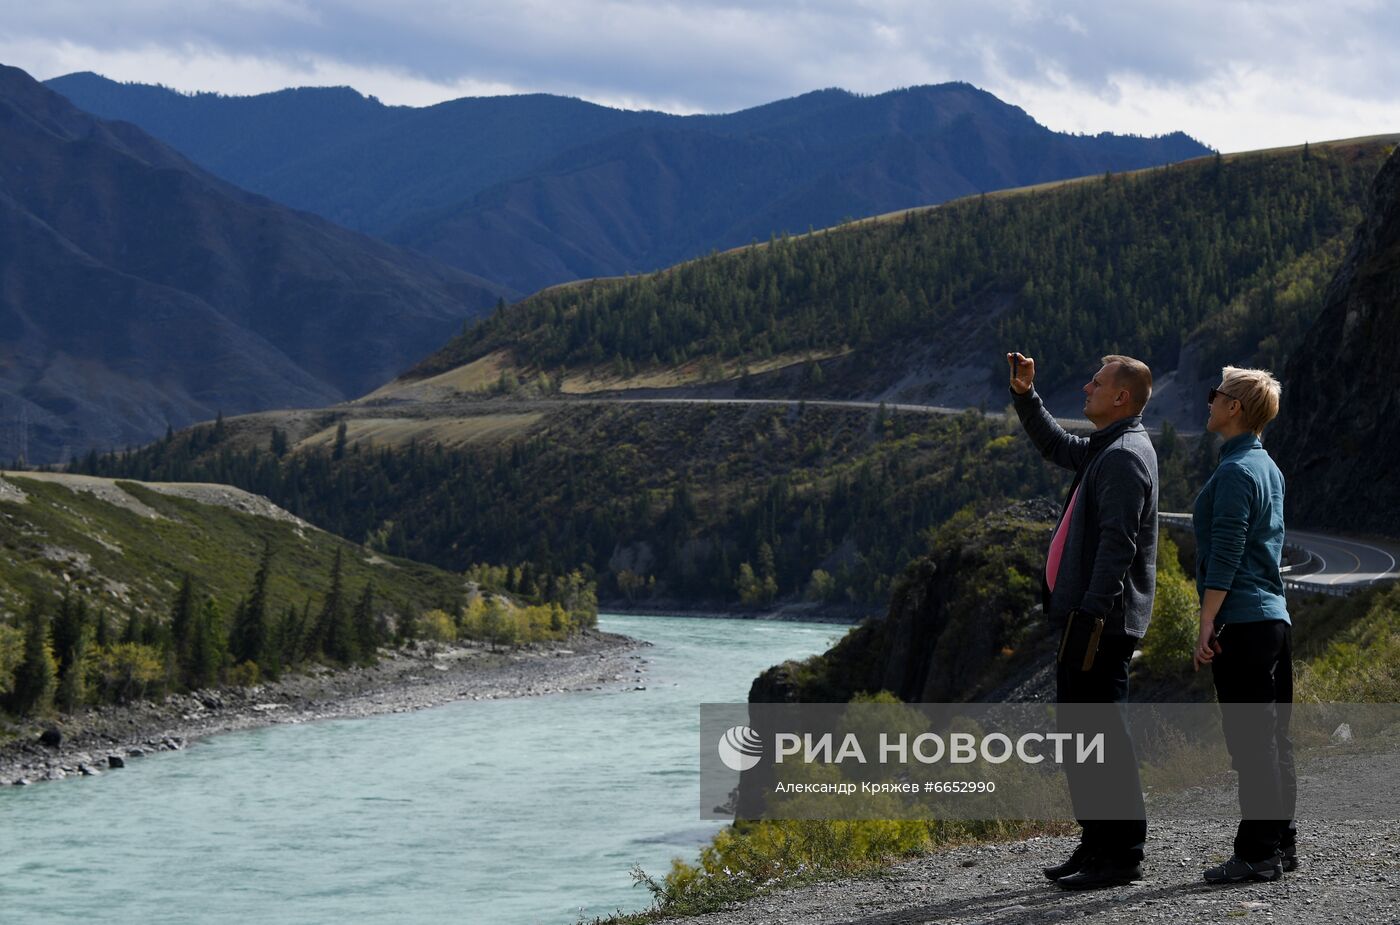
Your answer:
[333,422,348,461]
[272,604,303,672]
[57,632,88,712]
[122,611,141,645]
[230,541,272,668]
[189,598,225,690]
[93,608,111,649]
[352,583,379,664]
[7,600,57,717]
[51,594,88,681]
[318,549,358,664]
[170,575,195,664]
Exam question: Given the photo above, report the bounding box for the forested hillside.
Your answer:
[0,471,597,718]
[74,403,1216,611]
[1273,144,1400,535]
[411,140,1394,424]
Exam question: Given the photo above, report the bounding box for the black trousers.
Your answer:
[1211,619,1297,862]
[1056,632,1147,865]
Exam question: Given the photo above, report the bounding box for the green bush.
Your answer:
[1138,535,1199,678]
[1294,583,1400,701]
[96,643,164,704]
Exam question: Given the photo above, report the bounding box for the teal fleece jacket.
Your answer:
[1192,433,1290,625]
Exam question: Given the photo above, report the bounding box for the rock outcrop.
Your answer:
[1271,145,1400,536]
[748,501,1059,707]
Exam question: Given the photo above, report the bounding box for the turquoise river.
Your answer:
[0,614,844,924]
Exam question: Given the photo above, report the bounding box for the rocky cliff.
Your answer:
[1271,145,1400,536]
[747,502,1058,707]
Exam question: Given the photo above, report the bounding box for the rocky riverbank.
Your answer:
[0,627,647,786]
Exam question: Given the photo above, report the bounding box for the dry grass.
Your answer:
[362,348,515,401]
[296,414,543,450]
[560,348,851,393]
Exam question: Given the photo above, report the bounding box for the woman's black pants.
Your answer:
[1211,618,1297,863]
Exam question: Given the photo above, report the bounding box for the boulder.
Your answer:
[107,755,125,769]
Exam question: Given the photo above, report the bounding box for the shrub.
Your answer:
[419,609,457,653]
[1138,535,1199,678]
[96,643,164,704]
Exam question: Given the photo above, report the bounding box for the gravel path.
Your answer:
[681,821,1400,925]
[1,627,648,786]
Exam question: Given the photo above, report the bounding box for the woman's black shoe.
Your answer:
[1055,859,1144,891]
[1042,844,1095,881]
[1203,854,1283,883]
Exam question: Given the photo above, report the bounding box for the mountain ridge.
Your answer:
[48,73,1211,295]
[0,63,507,464]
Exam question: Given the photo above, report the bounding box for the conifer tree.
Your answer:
[318,549,358,664]
[51,594,88,681]
[352,583,379,664]
[272,603,303,672]
[122,611,141,645]
[230,541,273,668]
[57,632,88,713]
[93,608,111,649]
[170,575,195,664]
[7,600,57,717]
[332,422,348,461]
[189,598,225,690]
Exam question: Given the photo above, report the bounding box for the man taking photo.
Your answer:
[1007,351,1158,891]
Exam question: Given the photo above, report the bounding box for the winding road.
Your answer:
[1156,513,1398,594]
[629,398,1396,595]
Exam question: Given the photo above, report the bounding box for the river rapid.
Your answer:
[0,614,844,924]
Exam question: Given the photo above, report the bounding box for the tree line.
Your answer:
[1,539,599,718]
[74,404,1220,614]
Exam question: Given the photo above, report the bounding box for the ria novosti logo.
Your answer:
[717,725,764,771]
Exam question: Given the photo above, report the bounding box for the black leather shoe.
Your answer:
[1055,860,1144,891]
[1042,844,1095,881]
[1281,848,1298,872]
[1203,853,1283,884]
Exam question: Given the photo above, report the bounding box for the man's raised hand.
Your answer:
[1007,352,1036,395]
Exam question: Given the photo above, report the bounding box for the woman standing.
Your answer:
[1191,366,1296,883]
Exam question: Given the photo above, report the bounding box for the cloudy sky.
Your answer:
[3,0,1398,152]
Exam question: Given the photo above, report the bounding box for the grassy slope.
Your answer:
[0,474,465,624]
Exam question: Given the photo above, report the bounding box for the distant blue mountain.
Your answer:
[48,74,1211,295]
[1,64,505,463]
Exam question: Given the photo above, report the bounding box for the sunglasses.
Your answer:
[1207,387,1241,405]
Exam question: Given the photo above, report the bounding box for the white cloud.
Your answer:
[2,0,1397,150]
[1,39,528,105]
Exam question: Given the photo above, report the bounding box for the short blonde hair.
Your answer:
[1220,366,1282,435]
[1101,354,1153,413]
